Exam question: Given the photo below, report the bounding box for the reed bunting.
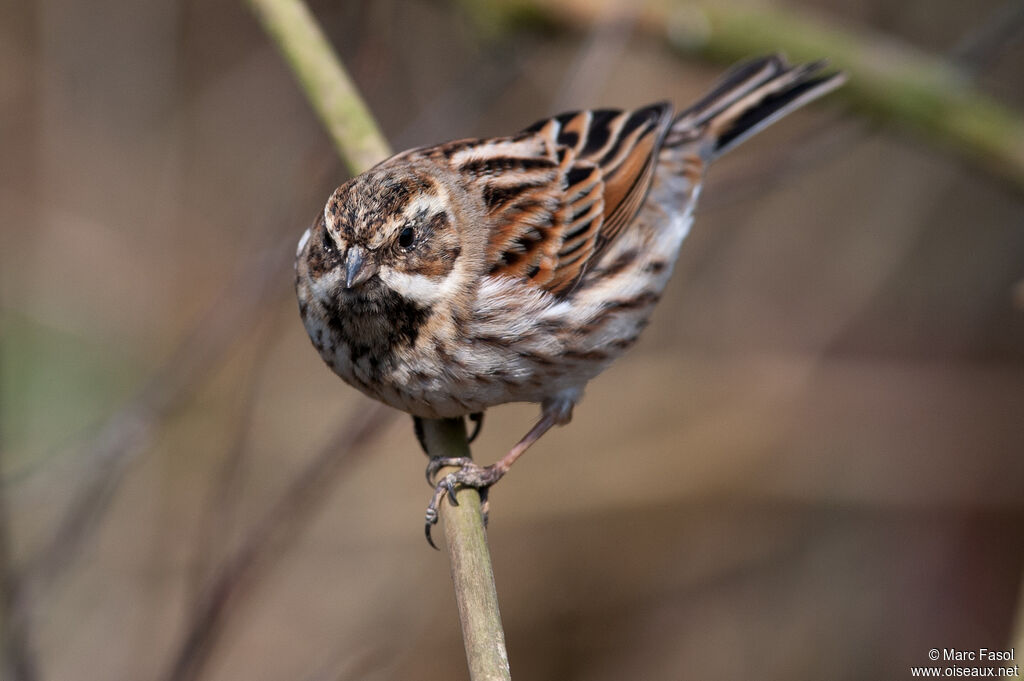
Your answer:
[295,55,844,545]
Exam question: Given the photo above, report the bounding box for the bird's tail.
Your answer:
[663,55,845,160]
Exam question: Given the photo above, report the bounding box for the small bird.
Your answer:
[295,55,843,545]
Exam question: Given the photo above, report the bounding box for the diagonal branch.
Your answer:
[245,0,511,679]
[245,0,389,175]
[161,404,393,681]
[458,0,1024,196]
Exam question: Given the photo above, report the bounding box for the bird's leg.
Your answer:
[416,413,482,459]
[413,416,428,455]
[424,397,574,547]
[467,412,484,443]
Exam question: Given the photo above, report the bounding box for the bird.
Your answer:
[295,55,844,546]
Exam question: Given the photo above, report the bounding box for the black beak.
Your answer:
[344,246,377,289]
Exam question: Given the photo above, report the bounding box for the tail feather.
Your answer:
[664,55,844,160]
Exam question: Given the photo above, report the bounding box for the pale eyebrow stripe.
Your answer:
[297,227,311,256]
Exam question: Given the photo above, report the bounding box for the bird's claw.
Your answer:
[422,461,503,549]
[425,456,474,486]
[424,506,439,549]
[424,472,459,549]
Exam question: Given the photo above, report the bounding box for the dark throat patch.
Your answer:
[323,281,431,374]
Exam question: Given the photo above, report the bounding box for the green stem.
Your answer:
[245,0,390,174]
[458,0,1024,195]
[245,1,510,678]
[420,419,511,681]
[668,3,1024,192]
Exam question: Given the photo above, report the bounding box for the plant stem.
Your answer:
[245,1,511,678]
[458,0,1024,195]
[420,419,512,681]
[245,0,390,173]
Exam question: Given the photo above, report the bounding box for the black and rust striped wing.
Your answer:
[421,103,673,296]
[524,103,673,282]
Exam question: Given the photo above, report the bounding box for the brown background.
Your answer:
[2,1,1023,680]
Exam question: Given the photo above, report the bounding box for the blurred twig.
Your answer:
[551,0,637,112]
[459,0,1024,195]
[700,0,1024,211]
[24,236,293,589]
[0,471,38,681]
[952,0,1024,76]
[185,306,287,604]
[245,0,389,175]
[246,1,511,679]
[166,284,399,681]
[161,404,393,681]
[2,227,297,681]
[393,44,528,149]
[4,127,338,677]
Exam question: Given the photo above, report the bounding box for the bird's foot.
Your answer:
[423,459,503,549]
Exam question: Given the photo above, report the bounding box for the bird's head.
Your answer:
[298,161,484,314]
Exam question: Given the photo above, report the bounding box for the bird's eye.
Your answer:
[398,226,415,249]
[321,229,335,252]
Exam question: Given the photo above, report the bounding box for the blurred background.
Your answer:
[3,0,1023,679]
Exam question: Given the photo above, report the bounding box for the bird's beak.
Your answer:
[344,246,377,289]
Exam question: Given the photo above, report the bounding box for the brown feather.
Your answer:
[455,103,677,296]
[547,104,673,294]
[395,104,676,296]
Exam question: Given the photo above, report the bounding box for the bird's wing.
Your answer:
[416,103,673,296]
